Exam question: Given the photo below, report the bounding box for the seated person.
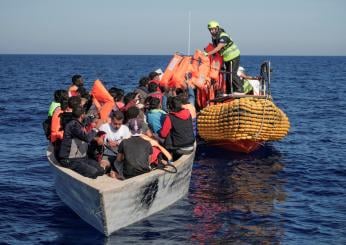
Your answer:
[114,118,153,179]
[99,110,131,168]
[125,106,153,137]
[176,92,197,137]
[147,82,163,102]
[58,106,105,179]
[160,96,195,160]
[134,77,150,104]
[87,131,110,171]
[146,97,166,137]
[109,87,125,111]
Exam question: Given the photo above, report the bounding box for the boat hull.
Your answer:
[47,144,195,236]
[207,139,264,153]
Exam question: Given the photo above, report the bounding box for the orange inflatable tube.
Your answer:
[91,79,115,121]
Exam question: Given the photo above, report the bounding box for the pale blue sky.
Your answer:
[0,0,345,55]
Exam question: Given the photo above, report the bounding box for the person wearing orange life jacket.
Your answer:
[205,20,243,94]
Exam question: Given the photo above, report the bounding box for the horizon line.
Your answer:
[1,53,346,57]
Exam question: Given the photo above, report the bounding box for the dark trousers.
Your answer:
[60,158,105,179]
[225,56,243,93]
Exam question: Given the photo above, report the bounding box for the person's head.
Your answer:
[208,20,220,36]
[176,92,189,105]
[54,89,68,103]
[110,110,124,130]
[125,106,140,121]
[148,97,161,110]
[72,74,84,87]
[148,71,161,81]
[72,106,85,120]
[237,66,246,77]
[68,96,82,110]
[109,87,124,102]
[128,118,143,135]
[123,92,136,106]
[95,131,106,145]
[167,96,183,112]
[138,76,150,87]
[148,82,159,93]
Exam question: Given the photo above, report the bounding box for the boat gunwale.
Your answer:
[47,143,196,194]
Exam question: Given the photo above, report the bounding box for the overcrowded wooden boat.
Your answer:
[47,143,196,236]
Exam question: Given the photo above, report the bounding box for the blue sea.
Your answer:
[0,55,345,244]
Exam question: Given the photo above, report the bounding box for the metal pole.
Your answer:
[230,61,233,94]
[188,11,191,56]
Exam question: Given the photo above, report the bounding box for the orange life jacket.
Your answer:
[50,107,64,143]
[205,43,226,94]
[196,86,209,109]
[91,79,115,121]
[160,53,183,88]
[170,56,192,88]
[190,50,211,89]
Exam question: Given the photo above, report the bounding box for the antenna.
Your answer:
[188,11,191,55]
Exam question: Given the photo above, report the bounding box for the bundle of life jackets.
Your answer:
[159,44,225,109]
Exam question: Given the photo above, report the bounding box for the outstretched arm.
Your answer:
[207,43,226,56]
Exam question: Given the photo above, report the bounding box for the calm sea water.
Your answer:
[0,55,345,244]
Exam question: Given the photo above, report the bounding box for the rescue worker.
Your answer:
[205,20,243,94]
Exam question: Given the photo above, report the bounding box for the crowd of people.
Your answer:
[43,20,261,180]
[44,71,196,180]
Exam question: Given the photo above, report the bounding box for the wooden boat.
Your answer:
[47,143,196,236]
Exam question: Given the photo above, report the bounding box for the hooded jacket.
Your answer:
[160,109,195,148]
[59,119,97,160]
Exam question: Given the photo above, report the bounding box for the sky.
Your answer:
[0,0,345,56]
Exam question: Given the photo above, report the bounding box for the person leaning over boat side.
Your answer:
[205,20,243,94]
[237,66,261,95]
[58,106,106,179]
[159,96,195,160]
[99,110,131,171]
[115,118,153,179]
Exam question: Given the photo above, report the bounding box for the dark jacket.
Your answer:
[160,109,195,149]
[59,119,97,160]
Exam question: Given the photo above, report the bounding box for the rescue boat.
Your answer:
[161,48,290,153]
[196,62,290,153]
